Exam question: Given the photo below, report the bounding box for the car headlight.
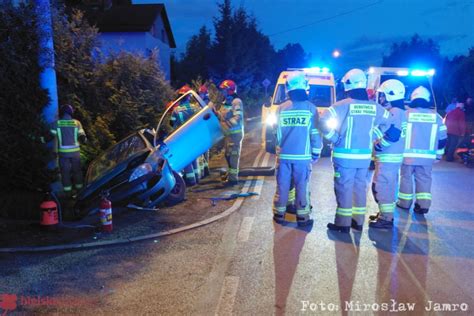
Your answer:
[129,163,153,182]
[266,113,277,126]
[326,118,338,129]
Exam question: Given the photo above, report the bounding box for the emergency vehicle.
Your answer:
[366,67,437,108]
[262,67,336,154]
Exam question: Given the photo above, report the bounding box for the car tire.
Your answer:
[166,171,186,205]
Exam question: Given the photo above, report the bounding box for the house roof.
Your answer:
[85,4,176,48]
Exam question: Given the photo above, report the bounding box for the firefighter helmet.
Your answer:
[198,85,208,94]
[60,104,74,116]
[219,79,237,94]
[286,71,308,92]
[341,69,367,91]
[377,79,405,102]
[410,86,430,102]
[177,85,192,95]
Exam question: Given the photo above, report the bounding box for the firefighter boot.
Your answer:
[351,219,363,231]
[327,223,350,233]
[273,213,286,224]
[414,203,429,214]
[297,215,313,227]
[369,212,380,221]
[369,217,394,229]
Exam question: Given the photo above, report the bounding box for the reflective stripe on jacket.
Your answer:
[50,118,85,155]
[320,98,392,168]
[276,100,322,163]
[171,101,198,127]
[374,107,407,164]
[403,108,447,165]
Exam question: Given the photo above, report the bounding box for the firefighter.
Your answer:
[369,80,407,229]
[397,86,447,214]
[171,85,200,186]
[272,71,322,226]
[199,84,210,103]
[50,104,87,197]
[198,84,211,177]
[217,79,244,186]
[320,69,399,233]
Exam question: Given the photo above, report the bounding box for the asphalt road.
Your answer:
[1,123,473,315]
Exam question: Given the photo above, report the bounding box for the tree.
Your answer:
[382,34,443,68]
[175,26,212,86]
[0,4,54,192]
[275,43,309,71]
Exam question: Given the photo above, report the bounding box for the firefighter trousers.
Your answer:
[333,165,368,227]
[183,163,197,186]
[398,164,433,210]
[59,155,83,192]
[372,162,401,221]
[224,132,243,182]
[273,161,311,218]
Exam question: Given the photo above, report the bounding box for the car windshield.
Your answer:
[272,84,332,107]
[308,85,332,107]
[87,134,147,183]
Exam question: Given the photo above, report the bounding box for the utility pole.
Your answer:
[35,0,61,192]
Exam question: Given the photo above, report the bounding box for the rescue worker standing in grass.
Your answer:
[272,71,322,227]
[397,86,447,214]
[50,104,87,197]
[320,69,399,233]
[369,80,407,229]
[217,79,244,186]
[171,85,200,186]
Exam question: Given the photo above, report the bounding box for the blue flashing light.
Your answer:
[307,66,330,73]
[410,69,435,77]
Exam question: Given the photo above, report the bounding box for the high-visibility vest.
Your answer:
[320,98,392,168]
[403,108,447,165]
[373,107,407,164]
[276,100,322,163]
[50,118,85,156]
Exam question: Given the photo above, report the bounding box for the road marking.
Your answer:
[196,148,264,314]
[215,276,240,316]
[237,217,254,242]
[251,152,271,200]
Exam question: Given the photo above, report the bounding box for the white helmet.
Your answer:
[410,86,430,102]
[341,68,367,91]
[377,79,405,102]
[286,71,308,92]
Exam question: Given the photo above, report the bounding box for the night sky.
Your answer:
[135,0,474,70]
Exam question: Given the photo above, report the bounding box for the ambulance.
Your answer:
[366,67,437,108]
[262,67,336,154]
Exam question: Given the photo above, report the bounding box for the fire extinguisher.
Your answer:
[40,192,59,230]
[99,191,113,232]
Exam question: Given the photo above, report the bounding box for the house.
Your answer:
[82,2,176,80]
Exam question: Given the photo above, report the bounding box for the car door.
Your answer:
[155,90,224,173]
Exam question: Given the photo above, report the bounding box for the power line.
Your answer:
[268,0,383,37]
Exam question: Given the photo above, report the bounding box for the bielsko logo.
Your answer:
[0,294,18,316]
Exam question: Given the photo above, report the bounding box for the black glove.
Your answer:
[311,153,320,162]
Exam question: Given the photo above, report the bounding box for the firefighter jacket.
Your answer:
[50,114,86,157]
[170,100,198,128]
[275,100,322,163]
[218,95,244,135]
[373,107,407,164]
[320,98,393,168]
[403,108,447,165]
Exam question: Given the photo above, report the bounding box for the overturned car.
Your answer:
[75,91,223,217]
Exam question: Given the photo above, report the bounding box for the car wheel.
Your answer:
[166,171,186,205]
